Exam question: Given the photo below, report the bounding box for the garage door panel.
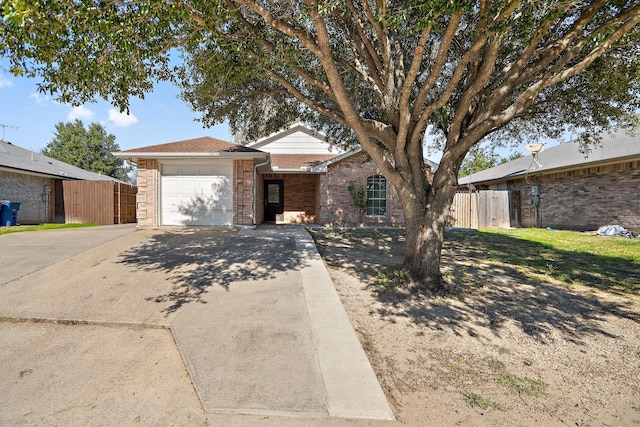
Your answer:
[160,163,234,226]
[163,164,232,176]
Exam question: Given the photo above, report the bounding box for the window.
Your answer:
[366,175,387,217]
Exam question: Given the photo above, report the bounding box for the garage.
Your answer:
[161,162,233,226]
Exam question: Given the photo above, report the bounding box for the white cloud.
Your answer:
[68,105,95,121]
[108,109,138,127]
[0,74,13,88]
[29,92,49,104]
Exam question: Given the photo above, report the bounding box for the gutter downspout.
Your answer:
[253,155,271,227]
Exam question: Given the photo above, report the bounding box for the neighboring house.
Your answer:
[115,123,435,227]
[458,129,640,230]
[0,140,135,225]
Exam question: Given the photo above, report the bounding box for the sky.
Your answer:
[0,71,231,154]
[1,69,558,161]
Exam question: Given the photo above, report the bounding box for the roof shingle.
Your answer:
[120,137,263,153]
[0,140,122,181]
[464,129,640,184]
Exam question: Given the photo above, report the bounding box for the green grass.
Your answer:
[0,223,96,235]
[447,228,640,294]
[463,391,501,410]
[497,374,546,397]
[369,268,407,294]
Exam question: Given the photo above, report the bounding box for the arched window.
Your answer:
[366,175,387,217]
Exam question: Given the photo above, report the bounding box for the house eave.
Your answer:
[270,167,323,174]
[309,148,363,173]
[113,151,269,162]
[464,154,640,187]
[0,165,81,180]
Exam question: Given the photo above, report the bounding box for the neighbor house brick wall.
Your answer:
[0,170,51,224]
[319,152,405,226]
[135,159,159,227]
[260,173,320,223]
[233,159,255,226]
[500,160,640,230]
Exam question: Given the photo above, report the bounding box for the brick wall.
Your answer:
[135,159,159,227]
[504,160,640,230]
[319,152,405,226]
[233,159,255,226]
[0,170,50,224]
[260,173,319,223]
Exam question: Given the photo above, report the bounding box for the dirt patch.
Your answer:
[310,228,640,426]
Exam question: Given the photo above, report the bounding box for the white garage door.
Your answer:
[161,163,233,226]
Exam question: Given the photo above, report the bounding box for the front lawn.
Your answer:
[454,228,639,294]
[310,226,640,426]
[0,223,96,236]
[310,226,640,295]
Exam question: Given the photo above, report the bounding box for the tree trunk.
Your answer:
[400,161,459,292]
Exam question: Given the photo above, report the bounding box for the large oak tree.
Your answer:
[2,0,639,289]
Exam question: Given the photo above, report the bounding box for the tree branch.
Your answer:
[233,0,323,57]
[304,0,399,182]
[471,0,640,138]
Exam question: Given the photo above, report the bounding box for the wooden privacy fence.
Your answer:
[59,180,137,225]
[449,190,511,229]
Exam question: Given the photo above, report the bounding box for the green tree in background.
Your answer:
[2,1,638,290]
[459,149,524,178]
[459,147,502,178]
[42,120,131,182]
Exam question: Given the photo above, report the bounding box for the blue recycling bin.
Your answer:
[0,201,20,226]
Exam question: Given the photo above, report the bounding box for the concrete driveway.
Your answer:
[0,225,395,426]
[0,224,137,286]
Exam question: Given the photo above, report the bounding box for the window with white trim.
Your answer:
[366,175,387,217]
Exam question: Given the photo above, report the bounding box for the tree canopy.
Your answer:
[42,120,131,182]
[3,0,638,289]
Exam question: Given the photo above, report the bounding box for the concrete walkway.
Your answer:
[0,225,395,425]
[173,228,393,420]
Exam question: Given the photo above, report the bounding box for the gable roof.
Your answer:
[115,136,267,161]
[250,122,327,150]
[0,140,122,181]
[120,136,263,154]
[463,129,640,185]
[249,122,346,156]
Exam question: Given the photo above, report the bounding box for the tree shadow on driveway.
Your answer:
[118,228,302,314]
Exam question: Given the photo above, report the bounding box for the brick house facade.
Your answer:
[132,153,262,228]
[117,125,435,228]
[233,159,256,226]
[0,169,52,224]
[258,173,321,224]
[496,160,640,230]
[134,159,159,228]
[461,130,640,230]
[319,152,405,226]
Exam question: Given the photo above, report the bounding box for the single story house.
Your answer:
[459,129,640,230]
[115,123,435,227]
[0,139,136,225]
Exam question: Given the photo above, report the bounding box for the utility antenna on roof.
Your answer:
[0,123,18,142]
[524,143,545,170]
[524,142,545,185]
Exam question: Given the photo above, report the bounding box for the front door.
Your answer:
[264,180,284,222]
